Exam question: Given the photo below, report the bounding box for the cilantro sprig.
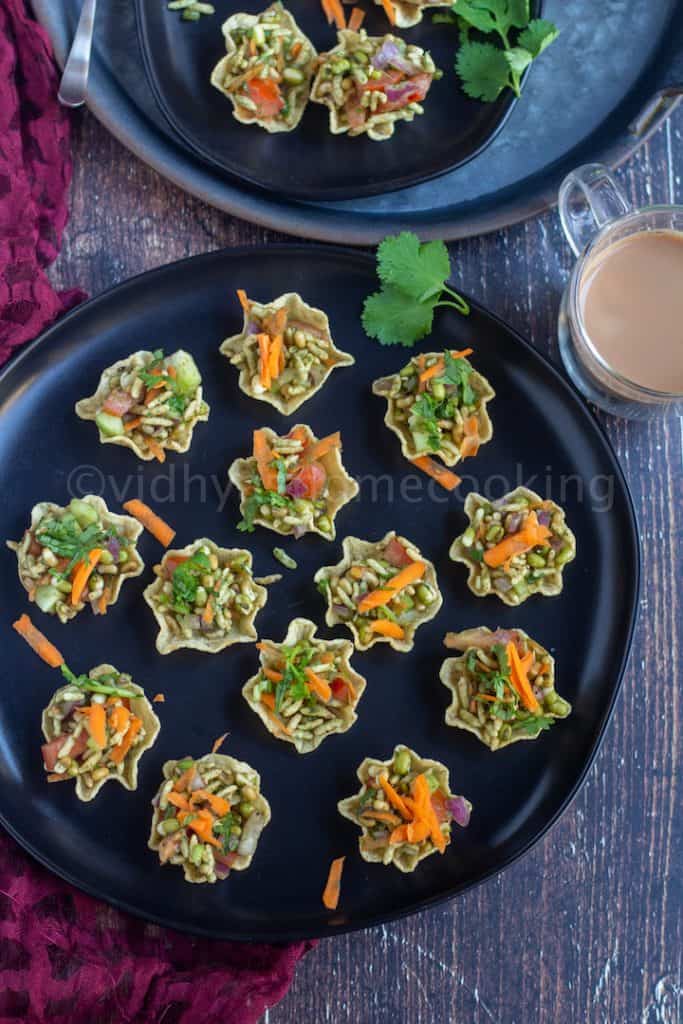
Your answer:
[36,517,123,580]
[237,480,296,534]
[170,551,212,614]
[362,232,470,348]
[436,0,559,102]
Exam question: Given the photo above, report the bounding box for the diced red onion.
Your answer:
[493,576,513,592]
[246,319,259,335]
[189,771,205,792]
[371,39,421,76]
[214,863,231,880]
[291,523,306,540]
[537,509,551,527]
[332,603,352,620]
[106,537,121,560]
[549,535,564,551]
[384,81,420,105]
[285,476,308,499]
[506,513,523,534]
[152,793,160,808]
[447,797,471,828]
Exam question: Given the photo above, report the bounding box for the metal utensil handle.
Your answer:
[558,164,632,257]
[58,0,98,108]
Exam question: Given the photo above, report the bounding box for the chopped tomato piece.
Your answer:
[41,732,87,772]
[246,77,284,119]
[330,677,350,701]
[430,789,449,824]
[384,538,412,568]
[102,389,134,416]
[289,461,327,500]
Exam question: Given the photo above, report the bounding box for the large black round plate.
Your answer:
[0,247,638,941]
[135,0,538,200]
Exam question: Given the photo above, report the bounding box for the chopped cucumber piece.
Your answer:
[34,584,60,613]
[166,350,201,395]
[95,411,125,437]
[69,498,99,527]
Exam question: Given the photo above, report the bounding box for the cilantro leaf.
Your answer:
[452,0,499,34]
[238,483,294,533]
[456,40,511,101]
[517,18,560,57]
[441,350,475,405]
[376,232,451,303]
[506,0,530,30]
[516,715,554,735]
[362,286,436,347]
[504,46,533,76]
[171,551,211,613]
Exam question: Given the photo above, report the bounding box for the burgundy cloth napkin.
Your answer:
[0,3,313,1022]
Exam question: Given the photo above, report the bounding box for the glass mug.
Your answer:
[558,163,683,419]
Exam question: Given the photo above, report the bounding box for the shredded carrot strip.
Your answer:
[124,416,142,432]
[123,499,176,547]
[167,791,191,812]
[348,5,365,30]
[290,41,302,58]
[304,667,332,702]
[80,703,106,748]
[212,732,229,754]
[380,0,396,23]
[483,511,551,568]
[411,456,461,492]
[369,619,405,640]
[358,561,425,613]
[253,429,278,492]
[97,592,108,615]
[13,614,63,667]
[174,765,196,792]
[153,693,165,703]
[378,775,411,819]
[460,415,480,459]
[506,642,541,713]
[109,704,131,735]
[202,598,214,625]
[360,809,402,826]
[322,856,345,910]
[236,289,251,313]
[145,437,166,463]
[46,773,71,783]
[301,431,341,464]
[268,334,282,380]
[257,333,272,389]
[71,548,103,606]
[110,716,141,763]
[263,667,284,683]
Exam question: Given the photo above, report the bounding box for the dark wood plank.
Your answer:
[48,105,682,1024]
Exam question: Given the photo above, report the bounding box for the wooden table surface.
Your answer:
[48,106,682,1024]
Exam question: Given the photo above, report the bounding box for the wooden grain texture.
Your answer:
[48,107,682,1024]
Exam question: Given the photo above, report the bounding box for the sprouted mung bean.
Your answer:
[449,487,577,605]
[75,348,209,462]
[372,349,495,466]
[167,0,215,21]
[228,424,358,540]
[242,617,367,753]
[143,539,268,654]
[149,754,271,883]
[211,3,317,132]
[338,745,471,873]
[314,530,443,652]
[440,627,572,750]
[7,495,144,623]
[310,29,440,140]
[41,664,160,802]
[220,290,354,414]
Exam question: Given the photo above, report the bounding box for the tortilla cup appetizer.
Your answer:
[75,348,209,463]
[449,488,576,605]
[149,753,271,884]
[441,627,572,750]
[210,3,317,133]
[220,291,354,415]
[374,0,452,28]
[229,425,358,539]
[310,30,440,141]
[243,617,367,753]
[338,745,471,872]
[143,539,268,655]
[372,349,494,466]
[314,531,442,652]
[7,495,144,624]
[41,664,160,802]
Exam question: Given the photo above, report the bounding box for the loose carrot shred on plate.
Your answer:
[212,732,229,754]
[304,667,332,702]
[123,498,176,547]
[369,619,405,640]
[71,548,103,606]
[236,289,251,313]
[411,456,461,492]
[153,693,165,703]
[253,429,278,492]
[358,561,425,613]
[145,437,166,464]
[12,613,64,668]
[322,856,345,910]
[348,5,365,30]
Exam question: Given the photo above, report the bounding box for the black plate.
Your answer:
[36,0,683,241]
[0,246,638,941]
[136,0,539,201]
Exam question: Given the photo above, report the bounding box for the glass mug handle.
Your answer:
[558,164,632,256]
